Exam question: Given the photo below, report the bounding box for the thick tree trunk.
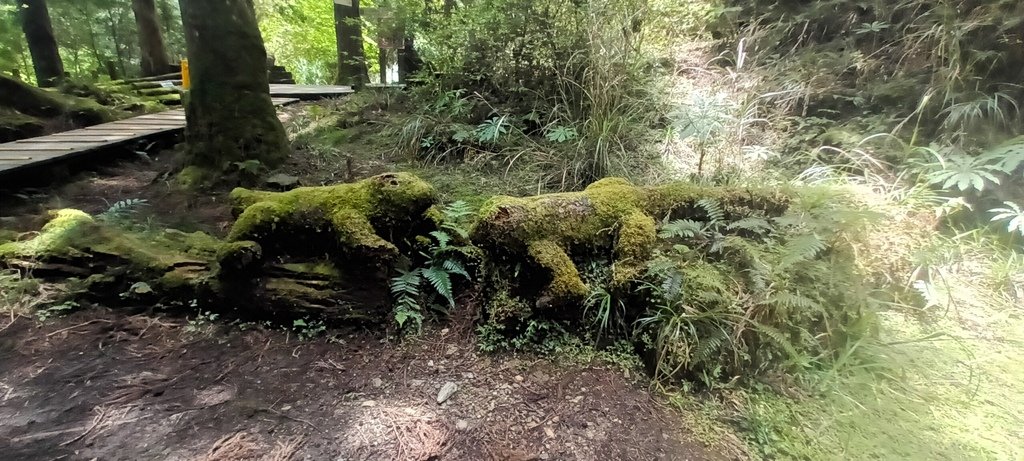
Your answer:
[334,0,368,88]
[397,37,421,83]
[177,0,289,174]
[131,0,172,76]
[17,0,64,87]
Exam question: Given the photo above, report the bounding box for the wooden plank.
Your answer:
[96,124,181,130]
[105,121,185,127]
[0,143,103,151]
[21,135,136,143]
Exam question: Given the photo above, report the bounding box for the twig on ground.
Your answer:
[46,319,113,337]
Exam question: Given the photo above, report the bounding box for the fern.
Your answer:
[100,198,149,221]
[422,266,455,307]
[726,217,774,234]
[442,259,470,279]
[779,234,826,268]
[698,198,726,224]
[693,328,728,364]
[659,219,703,239]
[430,230,452,248]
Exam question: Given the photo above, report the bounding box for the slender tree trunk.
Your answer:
[378,47,387,84]
[106,10,128,78]
[177,0,289,175]
[17,0,64,87]
[334,0,367,88]
[131,0,171,76]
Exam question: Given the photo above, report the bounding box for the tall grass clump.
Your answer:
[396,0,669,190]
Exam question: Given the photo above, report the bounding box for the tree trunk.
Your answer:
[177,0,289,175]
[17,0,64,87]
[397,36,421,83]
[132,0,171,76]
[334,0,367,88]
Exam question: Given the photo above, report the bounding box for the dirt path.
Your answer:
[0,309,724,460]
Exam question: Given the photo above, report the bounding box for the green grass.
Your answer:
[671,234,1024,460]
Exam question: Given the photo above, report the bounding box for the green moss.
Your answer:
[217,240,263,273]
[528,239,588,301]
[278,262,341,278]
[472,178,793,305]
[0,209,95,259]
[177,166,216,189]
[227,172,438,262]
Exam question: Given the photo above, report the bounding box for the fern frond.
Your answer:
[698,198,725,224]
[726,217,773,234]
[430,230,452,248]
[779,234,826,268]
[422,266,455,307]
[659,219,703,239]
[441,259,470,279]
[693,328,728,364]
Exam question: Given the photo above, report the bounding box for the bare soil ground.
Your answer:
[0,309,723,461]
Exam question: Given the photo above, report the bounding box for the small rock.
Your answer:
[437,382,458,404]
[361,400,377,407]
[461,372,475,380]
[372,378,383,388]
[544,426,555,438]
[514,375,524,383]
[455,419,469,431]
[540,453,550,460]
[264,173,300,189]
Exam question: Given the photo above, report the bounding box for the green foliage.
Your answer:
[388,200,476,332]
[636,189,877,384]
[990,202,1024,236]
[99,198,149,222]
[292,317,327,340]
[35,301,78,322]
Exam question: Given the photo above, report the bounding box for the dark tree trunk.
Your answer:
[17,0,64,87]
[334,0,367,88]
[132,0,171,76]
[397,37,421,83]
[177,0,289,174]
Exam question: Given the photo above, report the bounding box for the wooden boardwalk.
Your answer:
[0,97,299,178]
[269,84,353,99]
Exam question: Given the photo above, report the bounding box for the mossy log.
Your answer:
[0,174,445,321]
[222,172,439,269]
[0,75,116,127]
[0,210,389,322]
[470,178,792,306]
[0,109,45,142]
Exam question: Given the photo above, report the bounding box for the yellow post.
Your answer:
[180,59,190,89]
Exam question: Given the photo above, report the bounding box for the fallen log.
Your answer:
[0,172,442,323]
[470,178,793,307]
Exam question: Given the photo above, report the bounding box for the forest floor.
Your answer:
[0,308,725,461]
[2,83,1023,459]
[0,105,736,460]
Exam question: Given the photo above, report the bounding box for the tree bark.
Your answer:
[17,0,64,87]
[131,0,172,76]
[397,36,421,83]
[177,0,289,173]
[334,0,368,88]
